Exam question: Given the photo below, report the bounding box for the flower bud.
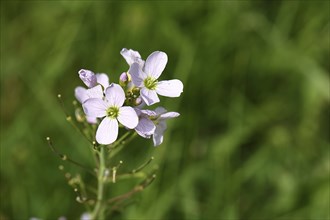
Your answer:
[132,87,140,96]
[75,108,85,122]
[78,69,97,88]
[119,72,128,86]
[134,97,142,106]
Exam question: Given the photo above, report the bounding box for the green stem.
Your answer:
[108,131,132,150]
[109,132,137,158]
[91,146,106,219]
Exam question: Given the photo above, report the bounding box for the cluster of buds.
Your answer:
[74,48,183,146]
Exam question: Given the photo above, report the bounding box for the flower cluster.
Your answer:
[75,49,183,146]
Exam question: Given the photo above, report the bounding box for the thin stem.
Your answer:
[107,174,156,205]
[46,137,95,175]
[132,156,154,174]
[66,116,93,144]
[109,132,137,158]
[108,131,132,150]
[91,146,106,220]
[57,94,93,144]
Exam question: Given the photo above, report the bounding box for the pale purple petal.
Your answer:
[135,117,155,138]
[105,83,125,107]
[144,51,167,79]
[79,69,97,88]
[134,107,142,116]
[140,88,160,106]
[156,79,183,97]
[120,48,145,67]
[82,98,108,118]
[86,116,98,124]
[154,107,167,115]
[86,85,104,99]
[129,63,147,87]
[96,117,118,145]
[141,109,157,117]
[117,106,138,129]
[153,121,167,146]
[75,86,88,103]
[159,111,180,119]
[96,73,110,88]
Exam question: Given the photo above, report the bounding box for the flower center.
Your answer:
[144,77,158,90]
[106,106,119,119]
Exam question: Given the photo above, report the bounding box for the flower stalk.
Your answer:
[49,48,183,219]
[91,146,106,219]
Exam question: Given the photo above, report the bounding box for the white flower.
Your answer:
[135,107,179,146]
[83,84,138,145]
[129,51,183,106]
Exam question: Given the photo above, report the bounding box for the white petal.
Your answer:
[144,51,167,79]
[96,117,118,145]
[117,106,138,129]
[135,117,155,138]
[86,85,104,99]
[156,79,183,97]
[134,107,142,116]
[152,121,167,146]
[140,88,160,106]
[82,98,108,118]
[129,63,146,87]
[120,48,145,67]
[75,86,88,103]
[105,83,125,107]
[160,111,180,119]
[96,73,110,88]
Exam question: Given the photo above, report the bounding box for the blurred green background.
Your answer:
[1,1,329,220]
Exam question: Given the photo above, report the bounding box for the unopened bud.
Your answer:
[132,87,140,95]
[75,108,85,122]
[79,69,97,88]
[134,97,142,106]
[119,72,128,86]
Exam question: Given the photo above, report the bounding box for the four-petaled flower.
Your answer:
[83,83,138,145]
[135,107,180,146]
[129,51,183,106]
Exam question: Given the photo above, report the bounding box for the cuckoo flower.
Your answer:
[82,83,138,145]
[152,107,180,146]
[134,109,156,138]
[129,51,183,106]
[135,107,179,146]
